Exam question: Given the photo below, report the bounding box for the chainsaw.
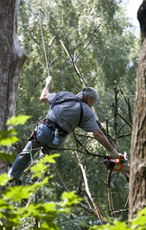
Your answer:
[76,139,129,173]
[104,153,129,172]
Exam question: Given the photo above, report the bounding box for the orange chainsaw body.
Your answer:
[104,154,126,172]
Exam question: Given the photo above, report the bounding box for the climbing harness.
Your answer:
[42,118,68,137]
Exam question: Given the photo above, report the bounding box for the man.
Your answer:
[8,76,123,180]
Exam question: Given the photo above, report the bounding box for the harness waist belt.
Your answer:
[42,118,68,137]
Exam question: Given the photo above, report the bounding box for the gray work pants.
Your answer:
[8,123,66,180]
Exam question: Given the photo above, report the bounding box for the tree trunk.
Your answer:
[129,0,146,219]
[0,0,28,173]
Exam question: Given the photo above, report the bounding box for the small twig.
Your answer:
[116,112,132,128]
[25,197,31,209]
[112,106,132,128]
[124,195,129,208]
[106,170,116,217]
[54,131,103,220]
[75,133,94,139]
[87,56,106,86]
[75,27,98,61]
[113,86,119,145]
[111,209,129,215]
[74,20,104,52]
[75,151,104,224]
[119,89,133,125]
[51,162,70,192]
[38,7,49,75]
[84,196,92,209]
[42,146,102,217]
[106,117,109,137]
[118,133,131,139]
[60,39,85,87]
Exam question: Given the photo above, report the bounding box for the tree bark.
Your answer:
[0,0,28,173]
[129,0,146,219]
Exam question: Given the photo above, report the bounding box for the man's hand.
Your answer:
[109,149,127,163]
[46,76,53,86]
[40,76,53,102]
[109,149,120,159]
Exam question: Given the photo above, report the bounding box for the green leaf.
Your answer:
[30,154,60,178]
[6,115,31,126]
[43,154,60,163]
[2,177,49,202]
[130,207,146,228]
[3,185,32,202]
[0,129,19,146]
[61,191,82,207]
[0,136,19,146]
[0,174,11,186]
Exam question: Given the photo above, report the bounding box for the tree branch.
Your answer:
[60,39,86,87]
[119,89,133,125]
[75,151,104,224]
[106,170,116,217]
[86,56,106,86]
[75,22,104,62]
[42,145,104,218]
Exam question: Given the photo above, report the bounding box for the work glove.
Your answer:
[46,76,53,86]
[109,149,127,163]
[109,149,120,159]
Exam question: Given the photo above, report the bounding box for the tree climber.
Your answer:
[8,76,125,180]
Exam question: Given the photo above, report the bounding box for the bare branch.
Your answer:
[106,170,116,217]
[42,145,104,217]
[60,40,86,87]
[113,86,119,145]
[74,21,104,52]
[75,151,104,224]
[112,105,132,129]
[111,209,128,215]
[119,89,133,125]
[118,133,131,139]
[38,7,49,75]
[74,24,101,62]
[86,56,106,86]
[117,112,132,129]
[106,117,109,137]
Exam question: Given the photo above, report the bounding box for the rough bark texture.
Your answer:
[129,0,146,219]
[0,0,28,173]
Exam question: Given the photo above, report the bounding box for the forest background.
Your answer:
[0,0,142,229]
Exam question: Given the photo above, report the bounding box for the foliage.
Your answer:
[0,118,145,229]
[0,115,29,147]
[0,174,81,230]
[0,115,30,162]
[89,207,146,230]
[2,0,142,228]
[0,120,81,229]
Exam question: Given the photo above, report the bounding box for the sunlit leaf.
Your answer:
[0,174,11,186]
[61,191,81,207]
[6,115,31,126]
[0,135,19,146]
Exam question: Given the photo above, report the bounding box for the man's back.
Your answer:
[46,91,99,133]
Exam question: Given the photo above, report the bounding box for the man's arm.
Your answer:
[40,76,53,103]
[93,129,120,158]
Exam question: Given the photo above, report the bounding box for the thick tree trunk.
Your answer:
[129,0,146,219]
[0,0,28,173]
